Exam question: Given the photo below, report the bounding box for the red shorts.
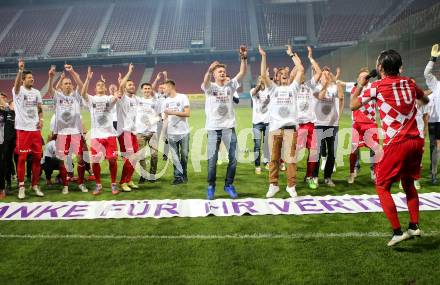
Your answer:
[55,134,84,158]
[90,136,118,161]
[15,130,42,155]
[118,132,139,155]
[352,122,379,148]
[375,138,424,190]
[297,122,316,149]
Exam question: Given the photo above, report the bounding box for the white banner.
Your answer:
[1,193,440,221]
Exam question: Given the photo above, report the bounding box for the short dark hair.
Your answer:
[377,49,402,76]
[0,91,7,97]
[164,79,176,87]
[141,82,152,89]
[22,70,32,80]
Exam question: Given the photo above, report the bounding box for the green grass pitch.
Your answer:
[0,106,439,284]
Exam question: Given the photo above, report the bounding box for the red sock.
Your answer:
[77,162,85,185]
[17,154,27,184]
[31,154,42,186]
[349,152,357,174]
[59,162,68,186]
[306,161,317,178]
[92,163,101,184]
[401,178,419,224]
[376,186,401,230]
[109,159,117,184]
[120,159,127,184]
[124,159,135,182]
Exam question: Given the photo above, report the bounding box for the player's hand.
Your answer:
[155,72,162,81]
[335,67,341,80]
[291,53,302,67]
[431,44,440,58]
[18,58,24,71]
[128,63,134,73]
[64,64,73,72]
[117,72,122,84]
[86,66,93,80]
[286,45,294,57]
[162,71,168,78]
[100,75,106,83]
[114,90,122,99]
[239,45,247,59]
[208,61,220,72]
[48,66,56,78]
[109,84,118,95]
[258,45,266,57]
[357,72,369,87]
[307,46,313,59]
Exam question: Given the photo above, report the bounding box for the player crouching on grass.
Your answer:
[81,67,120,195]
[351,49,430,246]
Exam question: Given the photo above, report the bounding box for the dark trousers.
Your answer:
[314,126,339,179]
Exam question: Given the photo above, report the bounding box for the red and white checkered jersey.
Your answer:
[351,84,376,124]
[360,76,424,145]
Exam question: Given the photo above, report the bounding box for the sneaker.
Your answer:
[414,180,421,190]
[162,154,168,161]
[224,184,238,199]
[18,186,25,199]
[264,163,270,171]
[407,228,422,238]
[0,190,5,200]
[138,177,146,185]
[387,232,410,247]
[320,157,327,171]
[324,178,335,187]
[5,184,13,195]
[255,167,262,175]
[120,183,132,192]
[306,177,318,190]
[127,181,139,189]
[312,177,319,186]
[432,174,438,184]
[111,183,120,195]
[347,173,356,184]
[280,163,286,172]
[78,184,88,193]
[62,186,69,195]
[32,185,44,197]
[207,185,215,200]
[353,168,358,178]
[266,184,280,198]
[12,175,17,181]
[399,181,403,190]
[92,184,102,196]
[172,178,184,185]
[286,185,298,198]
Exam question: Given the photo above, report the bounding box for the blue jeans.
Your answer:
[253,122,269,167]
[168,134,189,181]
[207,128,237,187]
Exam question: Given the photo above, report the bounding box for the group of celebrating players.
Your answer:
[1,43,440,246]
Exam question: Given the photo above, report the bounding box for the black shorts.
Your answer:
[429,122,440,140]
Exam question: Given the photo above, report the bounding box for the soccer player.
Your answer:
[202,46,247,200]
[250,76,270,175]
[135,82,161,184]
[346,68,379,184]
[13,59,44,199]
[152,71,170,161]
[47,64,88,194]
[162,80,191,185]
[351,49,429,246]
[0,92,15,196]
[81,67,120,195]
[0,93,7,199]
[424,44,440,184]
[116,64,140,192]
[259,45,304,198]
[312,67,344,187]
[293,46,322,189]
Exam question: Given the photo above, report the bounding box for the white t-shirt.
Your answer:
[267,82,300,132]
[202,78,239,130]
[12,86,42,131]
[116,94,138,135]
[424,61,440,123]
[250,88,270,124]
[155,92,167,114]
[41,139,57,164]
[297,79,318,124]
[313,83,340,127]
[53,90,82,135]
[416,102,430,138]
[162,93,190,136]
[86,95,117,139]
[110,105,117,122]
[50,114,56,134]
[135,96,161,135]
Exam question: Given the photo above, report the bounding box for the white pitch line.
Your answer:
[0,232,439,240]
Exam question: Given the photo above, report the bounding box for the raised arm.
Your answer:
[65,64,84,91]
[425,44,440,90]
[286,45,304,85]
[81,67,93,103]
[308,46,322,83]
[337,82,344,117]
[151,72,162,91]
[47,66,56,98]
[55,72,65,91]
[202,61,219,91]
[14,59,24,95]
[350,73,369,110]
[234,45,248,82]
[259,45,272,87]
[119,63,134,93]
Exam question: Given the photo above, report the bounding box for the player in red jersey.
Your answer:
[351,50,430,246]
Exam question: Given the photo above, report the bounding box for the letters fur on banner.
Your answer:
[1,193,440,221]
